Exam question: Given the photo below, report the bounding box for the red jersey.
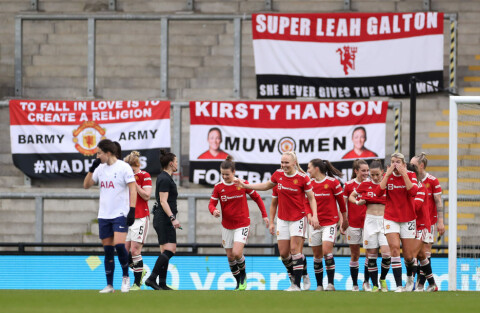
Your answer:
[309,177,346,226]
[414,182,431,230]
[342,148,378,160]
[270,170,312,221]
[134,170,152,218]
[355,180,386,205]
[375,171,418,223]
[343,179,367,228]
[422,173,442,225]
[208,180,267,229]
[197,150,229,160]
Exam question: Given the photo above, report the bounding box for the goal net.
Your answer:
[448,96,480,291]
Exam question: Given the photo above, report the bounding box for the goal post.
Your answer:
[448,96,480,291]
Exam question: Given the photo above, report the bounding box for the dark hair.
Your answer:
[97,139,120,158]
[220,155,235,172]
[369,159,384,171]
[406,163,419,177]
[159,149,176,170]
[352,126,367,140]
[310,158,343,178]
[351,159,368,179]
[208,127,222,141]
[414,151,428,169]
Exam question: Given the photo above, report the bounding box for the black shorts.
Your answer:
[153,213,177,245]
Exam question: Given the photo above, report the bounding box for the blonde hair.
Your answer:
[123,151,141,167]
[283,151,305,174]
[390,152,406,163]
[414,152,428,169]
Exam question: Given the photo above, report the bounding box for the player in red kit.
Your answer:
[405,163,439,292]
[209,156,269,291]
[269,186,311,290]
[349,160,390,292]
[410,152,444,291]
[306,159,348,291]
[235,151,319,291]
[343,159,369,291]
[376,153,418,292]
[123,151,152,290]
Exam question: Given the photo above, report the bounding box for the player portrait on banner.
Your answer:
[342,126,378,160]
[197,127,229,160]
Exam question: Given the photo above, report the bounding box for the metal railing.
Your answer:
[0,191,477,254]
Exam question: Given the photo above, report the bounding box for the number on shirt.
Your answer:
[139,226,144,235]
[299,219,304,230]
[242,228,249,236]
[330,227,335,235]
[407,222,415,231]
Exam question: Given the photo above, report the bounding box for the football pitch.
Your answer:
[1,290,478,313]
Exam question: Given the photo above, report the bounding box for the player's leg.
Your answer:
[347,226,362,291]
[363,216,380,291]
[146,217,176,290]
[112,216,130,292]
[310,225,324,290]
[322,224,336,291]
[385,219,403,291]
[129,217,149,290]
[366,249,379,291]
[99,218,115,293]
[277,218,293,288]
[378,219,390,291]
[400,220,418,292]
[290,235,305,290]
[232,227,249,290]
[223,227,240,290]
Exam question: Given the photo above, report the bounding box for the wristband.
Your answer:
[169,215,176,221]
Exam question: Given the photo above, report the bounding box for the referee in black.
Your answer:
[145,150,181,290]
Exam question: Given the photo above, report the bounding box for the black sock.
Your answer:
[313,258,324,286]
[115,244,129,277]
[281,255,293,280]
[236,256,246,283]
[104,245,115,286]
[292,253,304,287]
[325,254,335,285]
[350,261,359,286]
[405,258,415,277]
[364,258,370,284]
[150,250,174,281]
[132,254,144,286]
[159,261,169,286]
[380,256,391,280]
[391,256,402,287]
[367,255,378,287]
[303,256,308,276]
[128,252,134,268]
[228,259,240,287]
[420,258,436,285]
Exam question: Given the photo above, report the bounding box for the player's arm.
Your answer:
[248,191,269,227]
[136,184,151,201]
[306,189,319,228]
[83,158,101,189]
[208,197,220,218]
[379,164,394,191]
[268,196,278,235]
[159,191,180,228]
[434,193,445,236]
[234,179,275,191]
[335,189,348,233]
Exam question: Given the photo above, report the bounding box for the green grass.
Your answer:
[1,290,478,313]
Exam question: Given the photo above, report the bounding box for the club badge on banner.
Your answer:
[189,100,388,185]
[252,12,444,99]
[9,100,171,179]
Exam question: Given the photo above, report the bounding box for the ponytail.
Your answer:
[220,155,235,172]
[310,158,343,179]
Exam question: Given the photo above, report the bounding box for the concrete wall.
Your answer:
[0,0,479,249]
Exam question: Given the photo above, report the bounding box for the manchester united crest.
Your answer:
[336,45,358,75]
[72,121,106,156]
